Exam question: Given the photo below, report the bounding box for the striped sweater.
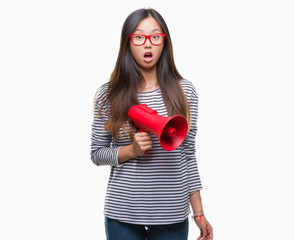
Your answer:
[90,79,202,225]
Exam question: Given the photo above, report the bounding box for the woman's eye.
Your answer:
[152,35,159,39]
[135,35,143,39]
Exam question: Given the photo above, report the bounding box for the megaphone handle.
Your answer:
[139,129,150,154]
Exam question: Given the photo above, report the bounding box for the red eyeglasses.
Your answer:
[130,33,166,46]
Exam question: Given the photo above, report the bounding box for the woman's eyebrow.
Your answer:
[151,28,162,32]
[134,28,162,33]
[134,28,142,32]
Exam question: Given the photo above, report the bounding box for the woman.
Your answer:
[91,8,213,240]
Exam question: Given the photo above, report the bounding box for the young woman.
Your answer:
[91,8,213,240]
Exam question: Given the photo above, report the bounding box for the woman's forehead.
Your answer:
[133,17,162,34]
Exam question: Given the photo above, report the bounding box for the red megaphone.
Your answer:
[128,104,188,151]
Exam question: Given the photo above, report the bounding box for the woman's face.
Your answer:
[130,16,164,71]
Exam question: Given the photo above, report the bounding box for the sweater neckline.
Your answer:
[137,87,160,94]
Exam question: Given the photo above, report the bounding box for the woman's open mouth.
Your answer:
[144,52,153,63]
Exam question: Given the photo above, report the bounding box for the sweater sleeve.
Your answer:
[90,87,121,167]
[182,87,203,193]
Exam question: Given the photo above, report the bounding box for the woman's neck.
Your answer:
[138,66,159,92]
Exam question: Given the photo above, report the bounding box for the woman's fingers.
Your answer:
[141,141,153,147]
[136,131,151,139]
[133,132,152,155]
[201,226,208,239]
[207,225,213,239]
[134,132,150,141]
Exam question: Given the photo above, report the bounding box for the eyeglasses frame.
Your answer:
[130,33,166,46]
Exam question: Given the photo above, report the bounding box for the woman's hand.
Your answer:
[117,131,152,163]
[194,215,213,240]
[131,131,152,156]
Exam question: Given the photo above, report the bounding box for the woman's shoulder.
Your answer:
[95,82,110,101]
[179,78,198,99]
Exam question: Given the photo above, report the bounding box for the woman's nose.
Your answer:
[144,38,152,48]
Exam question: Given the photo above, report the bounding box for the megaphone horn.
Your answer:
[128,104,188,151]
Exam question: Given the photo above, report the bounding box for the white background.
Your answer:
[1,0,293,239]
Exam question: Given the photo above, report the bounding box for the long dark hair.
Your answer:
[95,8,190,138]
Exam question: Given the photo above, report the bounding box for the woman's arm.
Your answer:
[190,191,213,240]
[181,81,213,239]
[182,87,202,193]
[90,87,122,167]
[190,190,204,215]
[91,89,152,166]
[90,111,121,166]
